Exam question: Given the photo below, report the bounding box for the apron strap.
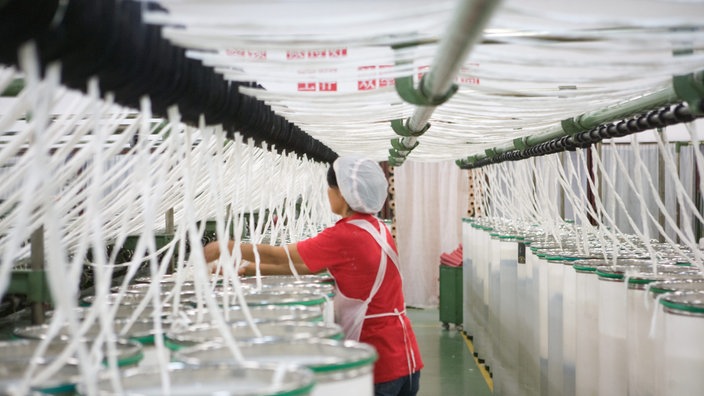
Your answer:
[348,219,400,267]
[366,308,417,376]
[348,219,393,305]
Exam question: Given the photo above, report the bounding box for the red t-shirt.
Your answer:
[297,213,423,384]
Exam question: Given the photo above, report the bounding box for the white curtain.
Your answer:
[394,160,469,308]
[600,144,668,238]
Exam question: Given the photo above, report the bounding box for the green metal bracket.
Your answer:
[389,148,408,159]
[394,74,459,106]
[513,137,529,150]
[391,118,430,138]
[455,155,479,168]
[390,137,419,152]
[673,71,704,116]
[561,118,584,135]
[388,156,405,166]
[8,270,51,304]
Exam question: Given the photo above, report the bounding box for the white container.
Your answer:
[626,272,702,396]
[546,256,565,396]
[487,233,501,373]
[596,267,630,396]
[596,262,679,396]
[496,236,519,396]
[176,339,377,396]
[0,338,142,395]
[15,317,170,369]
[648,279,704,396]
[573,260,605,396]
[89,362,315,395]
[166,320,344,349]
[537,251,550,394]
[520,241,541,396]
[462,219,476,338]
[659,291,704,396]
[516,239,531,396]
[189,290,330,324]
[474,225,493,367]
[562,260,577,396]
[237,274,335,287]
[182,304,324,325]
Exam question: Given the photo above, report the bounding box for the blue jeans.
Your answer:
[374,371,421,396]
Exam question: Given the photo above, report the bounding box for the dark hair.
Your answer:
[327,163,338,187]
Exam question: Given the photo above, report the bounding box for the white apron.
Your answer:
[334,220,400,341]
[332,218,417,375]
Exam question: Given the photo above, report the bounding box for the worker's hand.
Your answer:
[237,261,251,276]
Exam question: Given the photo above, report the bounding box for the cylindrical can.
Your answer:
[176,339,377,396]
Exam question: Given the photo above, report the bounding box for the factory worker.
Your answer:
[204,156,423,396]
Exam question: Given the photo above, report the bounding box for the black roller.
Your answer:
[636,115,650,130]
[0,0,338,164]
[646,109,665,129]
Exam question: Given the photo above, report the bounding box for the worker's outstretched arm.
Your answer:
[203,241,313,275]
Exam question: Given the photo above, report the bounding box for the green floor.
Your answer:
[407,307,492,396]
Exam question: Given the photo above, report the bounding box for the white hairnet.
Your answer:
[333,156,388,214]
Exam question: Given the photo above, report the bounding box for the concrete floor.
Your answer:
[407,307,492,396]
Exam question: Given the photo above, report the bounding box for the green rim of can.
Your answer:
[596,269,624,280]
[660,298,704,315]
[573,264,599,272]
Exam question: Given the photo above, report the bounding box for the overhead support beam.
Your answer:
[457,70,704,169]
[388,0,503,166]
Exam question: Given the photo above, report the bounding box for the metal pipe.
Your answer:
[397,0,503,153]
[470,85,682,162]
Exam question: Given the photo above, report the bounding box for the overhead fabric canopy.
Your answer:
[144,0,704,162]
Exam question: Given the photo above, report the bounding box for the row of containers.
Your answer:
[462,217,704,396]
[1,273,378,395]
